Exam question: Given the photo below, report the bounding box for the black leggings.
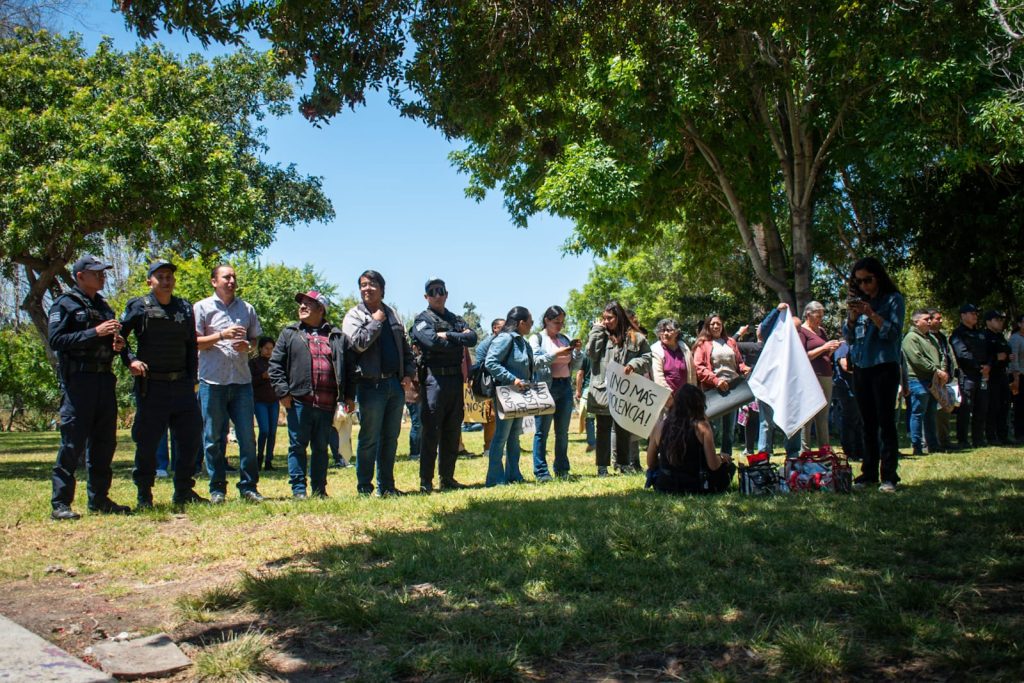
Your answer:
[853,362,901,484]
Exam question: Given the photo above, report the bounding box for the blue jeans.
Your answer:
[406,402,422,457]
[254,400,279,465]
[714,409,738,455]
[908,377,939,450]
[487,411,524,486]
[286,402,332,494]
[756,401,801,457]
[199,381,259,495]
[355,378,404,493]
[532,378,574,477]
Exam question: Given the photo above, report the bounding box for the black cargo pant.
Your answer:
[419,372,464,486]
[132,378,202,496]
[52,372,117,508]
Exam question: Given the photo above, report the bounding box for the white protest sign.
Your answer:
[748,307,826,438]
[604,361,671,439]
[494,382,557,420]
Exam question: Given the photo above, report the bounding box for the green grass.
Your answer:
[1,425,1022,680]
[191,629,272,681]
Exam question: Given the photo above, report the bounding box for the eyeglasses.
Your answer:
[854,276,876,285]
[427,288,447,297]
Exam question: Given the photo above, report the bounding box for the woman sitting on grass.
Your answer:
[645,384,735,494]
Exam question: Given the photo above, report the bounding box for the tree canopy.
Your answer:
[0,30,334,349]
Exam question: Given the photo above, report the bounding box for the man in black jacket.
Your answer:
[48,255,131,520]
[269,291,351,499]
[950,304,991,449]
[982,310,1012,445]
[412,277,478,492]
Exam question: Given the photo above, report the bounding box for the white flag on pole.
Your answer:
[748,308,826,438]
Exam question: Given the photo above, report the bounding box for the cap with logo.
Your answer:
[295,290,329,310]
[147,260,177,277]
[72,254,113,277]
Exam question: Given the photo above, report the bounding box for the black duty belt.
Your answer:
[424,366,462,377]
[71,361,112,374]
[359,372,398,382]
[148,371,187,382]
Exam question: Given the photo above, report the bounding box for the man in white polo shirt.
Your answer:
[194,264,264,503]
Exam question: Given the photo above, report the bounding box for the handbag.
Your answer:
[929,379,955,413]
[470,362,495,400]
[586,382,609,414]
[782,446,852,493]
[704,377,754,420]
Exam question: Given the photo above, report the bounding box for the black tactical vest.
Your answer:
[61,290,114,364]
[135,295,192,373]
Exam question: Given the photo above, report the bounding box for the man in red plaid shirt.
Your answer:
[268,291,352,498]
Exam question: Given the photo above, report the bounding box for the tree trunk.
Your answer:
[790,204,813,312]
[19,260,66,373]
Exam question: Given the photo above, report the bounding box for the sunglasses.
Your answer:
[427,288,447,297]
[854,276,876,285]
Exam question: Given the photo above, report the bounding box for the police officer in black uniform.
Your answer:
[412,278,478,492]
[48,255,131,520]
[950,304,991,449]
[982,310,1012,445]
[119,260,208,509]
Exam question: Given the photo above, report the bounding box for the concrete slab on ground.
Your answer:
[92,633,191,680]
[0,613,114,682]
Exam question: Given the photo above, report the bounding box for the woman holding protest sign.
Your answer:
[530,306,582,481]
[645,384,734,494]
[484,307,535,486]
[586,301,652,476]
[693,314,751,458]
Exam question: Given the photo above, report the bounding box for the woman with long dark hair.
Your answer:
[250,336,279,470]
[586,301,651,475]
[530,305,582,481]
[484,306,535,486]
[645,384,734,494]
[692,314,750,458]
[843,256,906,492]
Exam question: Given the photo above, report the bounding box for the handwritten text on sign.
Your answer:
[495,382,557,420]
[605,361,671,438]
[463,384,491,423]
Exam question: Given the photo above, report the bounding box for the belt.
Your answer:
[551,376,571,382]
[424,366,462,377]
[359,372,398,382]
[148,371,187,382]
[71,361,112,373]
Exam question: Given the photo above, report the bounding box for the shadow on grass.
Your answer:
[227,477,1024,681]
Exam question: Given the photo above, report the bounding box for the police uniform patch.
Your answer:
[416,321,430,331]
[49,310,62,323]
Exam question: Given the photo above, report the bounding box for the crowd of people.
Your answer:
[44,254,1022,519]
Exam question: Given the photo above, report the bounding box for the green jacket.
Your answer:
[901,328,943,381]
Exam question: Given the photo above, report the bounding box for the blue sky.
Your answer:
[59,1,596,326]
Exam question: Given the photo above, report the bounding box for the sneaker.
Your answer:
[209,492,226,504]
[88,498,133,515]
[536,473,553,483]
[241,490,265,503]
[419,482,434,494]
[440,479,468,491]
[332,458,349,468]
[292,492,308,500]
[597,466,609,477]
[155,469,169,479]
[878,481,898,493]
[51,504,80,521]
[172,490,209,506]
[379,488,406,498]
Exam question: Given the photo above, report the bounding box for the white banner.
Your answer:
[495,382,557,420]
[748,307,826,438]
[604,361,672,439]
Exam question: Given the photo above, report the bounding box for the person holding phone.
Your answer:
[799,301,842,449]
[842,256,906,493]
[530,306,582,481]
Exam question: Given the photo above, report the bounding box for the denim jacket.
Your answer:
[842,290,905,369]
[484,331,534,386]
[529,332,582,384]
